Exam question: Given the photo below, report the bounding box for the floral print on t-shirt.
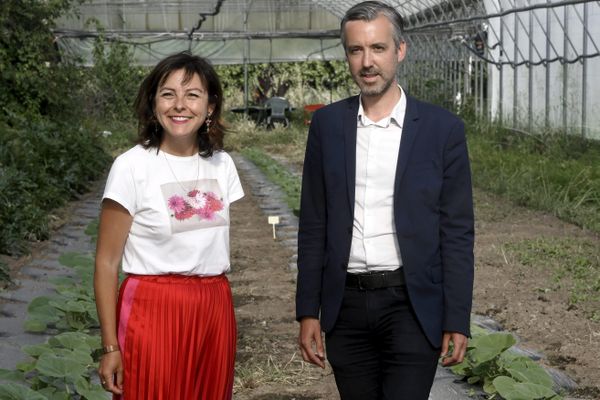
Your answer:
[167,189,224,221]
[161,179,226,234]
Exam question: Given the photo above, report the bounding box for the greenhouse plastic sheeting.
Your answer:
[57,37,345,66]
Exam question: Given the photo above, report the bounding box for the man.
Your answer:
[295,2,474,399]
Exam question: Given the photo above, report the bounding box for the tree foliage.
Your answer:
[0,0,140,255]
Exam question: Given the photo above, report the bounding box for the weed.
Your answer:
[466,120,600,233]
[240,147,302,215]
[505,237,600,320]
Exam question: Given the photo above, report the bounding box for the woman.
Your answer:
[94,51,243,399]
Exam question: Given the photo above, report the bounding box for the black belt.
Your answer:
[345,269,405,290]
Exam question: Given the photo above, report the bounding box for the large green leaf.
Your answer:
[469,332,517,364]
[493,376,559,400]
[49,299,86,313]
[507,358,554,388]
[27,296,51,312]
[37,387,69,400]
[49,332,92,351]
[22,343,53,357]
[24,319,48,333]
[35,353,86,379]
[27,304,61,321]
[0,368,24,382]
[0,383,49,400]
[74,377,108,400]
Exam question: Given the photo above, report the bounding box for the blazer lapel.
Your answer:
[394,95,420,193]
[344,96,360,211]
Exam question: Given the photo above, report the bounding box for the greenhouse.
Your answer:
[2,1,600,399]
[54,0,600,138]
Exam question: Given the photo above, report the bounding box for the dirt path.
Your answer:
[229,157,339,400]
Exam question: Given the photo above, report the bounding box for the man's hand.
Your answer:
[298,317,326,369]
[440,331,468,366]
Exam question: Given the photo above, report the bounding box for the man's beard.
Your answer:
[356,69,395,97]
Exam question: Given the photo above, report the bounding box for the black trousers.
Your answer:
[325,285,439,400]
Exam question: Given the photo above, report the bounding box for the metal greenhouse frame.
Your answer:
[53,0,600,139]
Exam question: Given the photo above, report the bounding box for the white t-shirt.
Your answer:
[102,145,244,276]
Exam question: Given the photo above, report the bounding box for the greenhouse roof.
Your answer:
[54,0,483,65]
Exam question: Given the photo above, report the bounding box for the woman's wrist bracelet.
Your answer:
[102,344,120,354]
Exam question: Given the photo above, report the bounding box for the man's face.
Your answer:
[344,15,406,98]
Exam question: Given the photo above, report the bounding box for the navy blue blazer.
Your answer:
[295,94,474,347]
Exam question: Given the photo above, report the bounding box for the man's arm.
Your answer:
[296,111,328,367]
[296,111,328,320]
[439,118,475,337]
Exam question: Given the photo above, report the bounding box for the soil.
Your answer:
[471,190,600,399]
[1,164,599,399]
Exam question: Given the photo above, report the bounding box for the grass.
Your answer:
[240,147,302,215]
[504,237,600,321]
[466,119,600,233]
[224,111,308,166]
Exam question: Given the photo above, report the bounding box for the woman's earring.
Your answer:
[205,113,212,133]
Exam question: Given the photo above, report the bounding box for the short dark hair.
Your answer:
[134,51,225,158]
[340,1,405,50]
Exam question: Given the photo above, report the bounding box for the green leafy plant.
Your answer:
[25,252,98,333]
[0,220,107,399]
[0,115,111,255]
[0,331,105,400]
[451,330,562,399]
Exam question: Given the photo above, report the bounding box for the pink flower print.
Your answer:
[188,189,199,198]
[175,205,196,221]
[168,195,186,213]
[197,207,215,220]
[189,191,207,209]
[204,192,224,213]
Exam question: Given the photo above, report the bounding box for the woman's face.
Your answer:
[154,68,214,143]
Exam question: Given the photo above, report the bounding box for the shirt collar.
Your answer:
[357,85,406,128]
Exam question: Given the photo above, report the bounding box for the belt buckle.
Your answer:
[356,274,366,290]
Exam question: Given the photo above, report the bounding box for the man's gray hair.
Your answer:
[340,1,405,49]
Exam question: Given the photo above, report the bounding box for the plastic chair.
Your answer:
[264,96,291,128]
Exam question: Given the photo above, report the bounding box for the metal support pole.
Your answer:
[528,0,534,132]
[563,5,569,135]
[582,2,588,138]
[513,6,519,129]
[545,0,552,129]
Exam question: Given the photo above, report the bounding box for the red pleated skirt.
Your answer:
[114,274,236,400]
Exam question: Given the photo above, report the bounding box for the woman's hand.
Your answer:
[98,351,124,394]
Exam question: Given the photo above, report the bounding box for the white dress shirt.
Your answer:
[347,87,407,274]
